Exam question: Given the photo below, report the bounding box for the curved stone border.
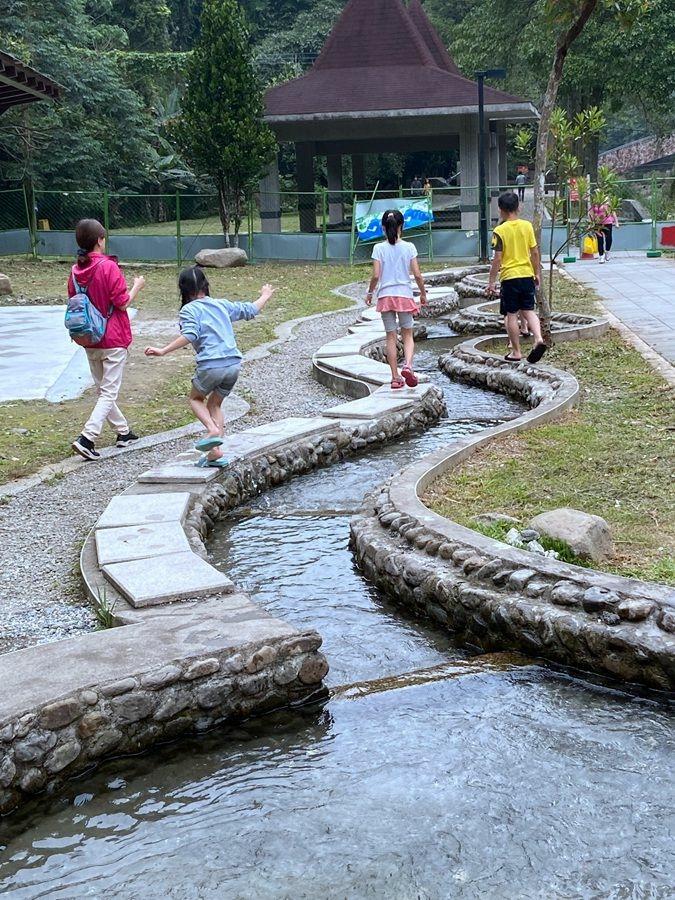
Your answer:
[351,337,675,691]
[1,266,639,815]
[0,297,446,814]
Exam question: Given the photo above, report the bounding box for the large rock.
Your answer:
[528,507,614,563]
[0,273,12,295]
[194,248,247,268]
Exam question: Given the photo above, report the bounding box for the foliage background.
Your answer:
[0,0,673,194]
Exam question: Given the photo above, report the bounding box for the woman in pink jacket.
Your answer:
[590,200,619,264]
[68,219,145,460]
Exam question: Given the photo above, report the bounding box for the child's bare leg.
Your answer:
[205,392,226,460]
[521,310,543,346]
[401,327,415,369]
[505,313,522,358]
[504,315,512,351]
[207,392,225,435]
[385,331,400,379]
[189,387,219,436]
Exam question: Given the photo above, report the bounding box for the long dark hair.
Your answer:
[74,218,106,267]
[381,209,404,245]
[178,265,210,307]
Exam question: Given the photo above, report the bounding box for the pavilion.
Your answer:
[263,0,537,232]
[0,51,61,115]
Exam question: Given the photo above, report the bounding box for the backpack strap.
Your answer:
[71,259,114,317]
[71,259,105,293]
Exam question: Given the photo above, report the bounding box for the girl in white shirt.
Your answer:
[365,209,427,389]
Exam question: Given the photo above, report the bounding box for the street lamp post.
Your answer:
[475,68,506,262]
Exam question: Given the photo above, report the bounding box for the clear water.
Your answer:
[2,338,674,899]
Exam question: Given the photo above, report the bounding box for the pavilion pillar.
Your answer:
[295,142,317,232]
[489,121,500,224]
[498,123,508,190]
[351,154,366,193]
[258,157,281,234]
[459,116,479,230]
[326,154,344,225]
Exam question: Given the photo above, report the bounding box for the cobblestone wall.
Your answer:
[0,634,328,815]
[350,347,675,691]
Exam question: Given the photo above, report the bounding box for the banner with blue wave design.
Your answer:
[355,196,433,242]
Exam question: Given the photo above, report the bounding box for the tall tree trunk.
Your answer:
[217,180,231,248]
[532,0,599,343]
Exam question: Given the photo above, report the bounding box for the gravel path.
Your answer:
[0,294,361,655]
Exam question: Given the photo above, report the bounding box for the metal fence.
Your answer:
[0,176,673,263]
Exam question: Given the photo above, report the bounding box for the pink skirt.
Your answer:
[376,294,419,313]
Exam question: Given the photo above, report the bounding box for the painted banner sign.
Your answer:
[355,196,433,242]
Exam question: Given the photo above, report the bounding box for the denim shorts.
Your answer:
[192,363,241,398]
[381,310,414,333]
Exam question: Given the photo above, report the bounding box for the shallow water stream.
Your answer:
[1,337,674,899]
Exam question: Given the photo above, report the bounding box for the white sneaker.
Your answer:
[605,252,610,261]
[599,254,606,264]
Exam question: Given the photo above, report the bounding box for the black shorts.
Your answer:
[499,276,536,314]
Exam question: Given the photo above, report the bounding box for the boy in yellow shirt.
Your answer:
[487,192,547,363]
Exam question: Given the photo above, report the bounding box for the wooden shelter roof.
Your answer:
[265,0,532,122]
[0,51,62,115]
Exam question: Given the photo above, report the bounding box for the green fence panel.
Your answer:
[0,189,30,231]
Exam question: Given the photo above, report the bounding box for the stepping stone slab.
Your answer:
[347,322,385,333]
[97,492,191,529]
[138,463,220,485]
[95,522,192,565]
[357,308,380,322]
[103,551,234,608]
[322,394,415,420]
[314,336,372,358]
[319,355,391,385]
[217,417,338,460]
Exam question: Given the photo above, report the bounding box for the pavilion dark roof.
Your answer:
[265,0,526,118]
[0,51,62,115]
[407,0,461,76]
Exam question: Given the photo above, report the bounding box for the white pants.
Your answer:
[82,347,129,441]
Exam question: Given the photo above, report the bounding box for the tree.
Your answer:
[177,0,277,245]
[516,108,620,309]
[530,0,649,340]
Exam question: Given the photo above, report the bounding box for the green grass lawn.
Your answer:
[0,259,365,484]
[424,329,675,585]
[108,212,310,236]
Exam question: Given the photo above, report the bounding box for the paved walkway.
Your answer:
[569,253,675,365]
[0,307,137,403]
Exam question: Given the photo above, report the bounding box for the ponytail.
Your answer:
[178,265,210,307]
[74,218,106,267]
[381,209,404,245]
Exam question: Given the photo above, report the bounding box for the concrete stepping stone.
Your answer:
[357,308,380,322]
[314,335,371,358]
[102,550,234,608]
[97,492,191,529]
[347,322,385,333]
[138,462,221,485]
[322,394,415,419]
[318,355,391,386]
[216,417,338,461]
[95,522,192,565]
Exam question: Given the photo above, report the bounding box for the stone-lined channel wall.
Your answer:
[0,298,446,815]
[351,335,675,692]
[4,266,666,815]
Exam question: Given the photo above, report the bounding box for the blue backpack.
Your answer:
[65,261,112,346]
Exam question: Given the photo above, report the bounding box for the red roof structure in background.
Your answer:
[265,0,530,120]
